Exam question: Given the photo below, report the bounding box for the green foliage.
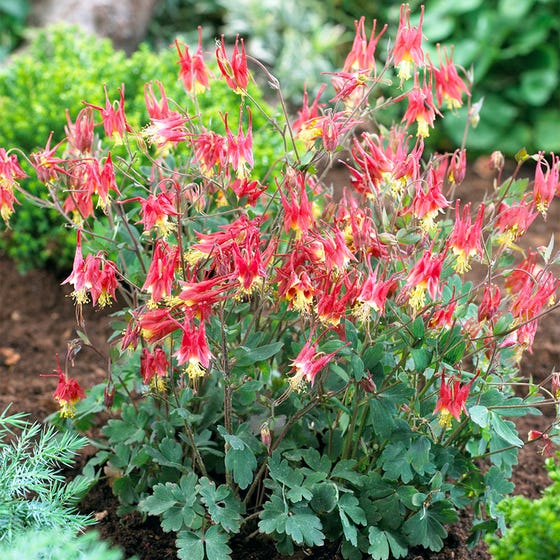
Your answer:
[138,474,240,560]
[419,0,560,154]
[0,0,28,61]
[148,0,558,154]
[486,457,560,560]
[0,528,130,560]
[0,406,94,543]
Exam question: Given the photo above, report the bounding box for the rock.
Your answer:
[27,0,158,54]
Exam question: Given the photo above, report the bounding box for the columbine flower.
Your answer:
[280,169,316,238]
[448,201,485,274]
[0,185,17,224]
[343,16,387,73]
[89,256,118,308]
[533,152,559,216]
[140,347,169,390]
[223,107,253,178]
[354,263,396,322]
[496,197,538,247]
[139,308,180,343]
[428,298,457,329]
[551,372,560,398]
[316,275,356,328]
[132,187,180,237]
[30,132,68,184]
[231,242,267,296]
[95,153,120,209]
[412,164,450,232]
[292,84,327,141]
[85,84,131,140]
[346,132,391,196]
[175,27,211,94]
[393,3,425,82]
[191,128,228,176]
[448,149,467,185]
[175,318,214,383]
[65,107,94,154]
[528,430,553,456]
[43,357,86,418]
[282,270,315,313]
[478,283,501,323]
[403,249,445,312]
[144,113,189,149]
[402,72,438,138]
[508,267,558,354]
[62,230,90,304]
[287,337,341,392]
[142,240,179,305]
[216,34,249,92]
[434,372,473,428]
[432,44,470,110]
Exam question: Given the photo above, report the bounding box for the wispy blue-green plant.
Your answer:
[0,406,94,543]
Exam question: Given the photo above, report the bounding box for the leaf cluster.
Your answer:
[486,456,560,560]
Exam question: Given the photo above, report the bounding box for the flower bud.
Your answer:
[260,422,272,452]
[478,283,501,323]
[551,372,560,398]
[104,383,116,408]
[489,151,505,173]
[359,374,377,393]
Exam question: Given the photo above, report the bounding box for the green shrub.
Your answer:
[0,406,93,543]
[0,24,281,272]
[0,528,130,560]
[486,456,560,560]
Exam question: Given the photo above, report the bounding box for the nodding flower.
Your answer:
[174,318,214,384]
[0,148,26,224]
[84,84,131,140]
[431,44,470,111]
[448,201,485,274]
[402,248,446,312]
[343,16,387,74]
[42,355,86,418]
[402,72,439,138]
[528,430,554,457]
[393,3,425,83]
[280,335,344,401]
[140,347,169,390]
[216,34,249,92]
[434,371,476,428]
[175,27,211,94]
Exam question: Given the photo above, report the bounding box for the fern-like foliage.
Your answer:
[0,528,129,560]
[0,406,94,543]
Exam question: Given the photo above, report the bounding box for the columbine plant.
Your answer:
[3,4,560,559]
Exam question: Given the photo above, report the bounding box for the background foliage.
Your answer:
[486,457,560,560]
[147,0,560,154]
[0,0,28,61]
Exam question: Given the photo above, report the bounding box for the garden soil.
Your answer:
[1,165,559,559]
